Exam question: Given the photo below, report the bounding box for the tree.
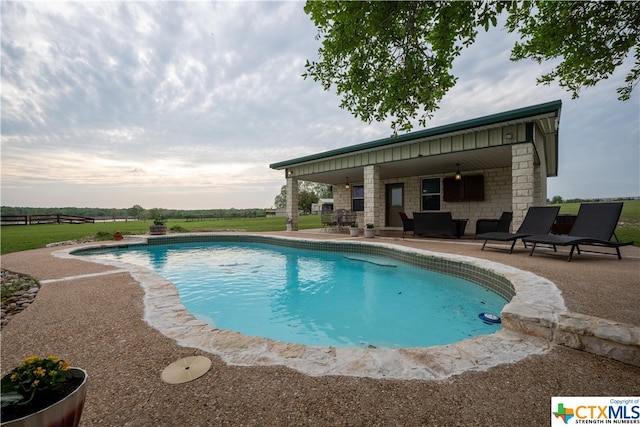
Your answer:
[301,181,333,199]
[274,181,332,210]
[298,190,320,214]
[274,186,287,209]
[506,2,639,101]
[303,1,639,134]
[550,195,564,204]
[128,205,145,220]
[147,208,166,221]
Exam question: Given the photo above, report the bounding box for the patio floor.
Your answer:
[1,231,639,426]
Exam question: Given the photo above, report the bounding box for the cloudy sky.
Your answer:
[2,2,638,210]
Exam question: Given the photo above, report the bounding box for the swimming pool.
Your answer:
[68,234,565,380]
[80,241,507,348]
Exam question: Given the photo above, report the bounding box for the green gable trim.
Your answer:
[270,100,561,169]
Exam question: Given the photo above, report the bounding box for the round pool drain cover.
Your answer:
[161,356,212,384]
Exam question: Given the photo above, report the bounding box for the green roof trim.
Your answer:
[270,100,561,169]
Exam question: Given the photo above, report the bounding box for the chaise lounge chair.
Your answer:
[476,206,560,253]
[522,202,633,261]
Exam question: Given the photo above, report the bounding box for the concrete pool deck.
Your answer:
[1,231,639,425]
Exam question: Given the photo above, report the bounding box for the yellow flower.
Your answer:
[32,379,39,388]
[23,356,39,365]
[33,367,46,377]
[47,355,59,363]
[58,360,70,371]
[10,373,18,382]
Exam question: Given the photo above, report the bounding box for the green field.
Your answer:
[1,200,638,255]
[0,216,323,255]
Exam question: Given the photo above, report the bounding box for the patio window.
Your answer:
[352,185,364,211]
[421,178,441,211]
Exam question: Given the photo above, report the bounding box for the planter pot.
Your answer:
[349,226,360,237]
[364,228,375,238]
[149,225,167,235]
[1,368,88,427]
[113,232,123,241]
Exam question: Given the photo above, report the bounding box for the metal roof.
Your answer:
[269,100,562,170]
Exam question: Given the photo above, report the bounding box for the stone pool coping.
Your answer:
[55,233,573,380]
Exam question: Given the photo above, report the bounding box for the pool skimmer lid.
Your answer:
[478,312,501,325]
[161,356,212,384]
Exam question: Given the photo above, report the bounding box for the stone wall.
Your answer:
[555,313,640,367]
[363,165,382,230]
[441,167,513,234]
[332,165,520,235]
[285,177,298,231]
[504,308,640,367]
[511,143,536,229]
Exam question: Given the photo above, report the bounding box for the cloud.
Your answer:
[1,2,638,209]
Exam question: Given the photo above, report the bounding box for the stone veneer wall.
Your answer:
[285,177,298,231]
[511,143,537,230]
[330,158,553,235]
[332,184,364,226]
[379,167,513,233]
[332,185,351,210]
[555,313,640,367]
[363,165,382,230]
[441,167,513,233]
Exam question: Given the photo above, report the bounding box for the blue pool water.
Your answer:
[81,242,506,348]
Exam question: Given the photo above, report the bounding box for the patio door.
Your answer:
[386,183,404,227]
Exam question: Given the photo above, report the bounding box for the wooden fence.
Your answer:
[1,214,95,226]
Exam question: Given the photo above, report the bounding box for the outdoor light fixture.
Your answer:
[454,164,462,181]
[345,177,350,189]
[287,169,293,177]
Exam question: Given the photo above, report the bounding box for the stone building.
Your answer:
[270,100,562,235]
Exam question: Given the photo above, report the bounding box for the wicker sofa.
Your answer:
[413,212,466,238]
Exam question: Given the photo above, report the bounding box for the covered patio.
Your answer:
[270,100,562,235]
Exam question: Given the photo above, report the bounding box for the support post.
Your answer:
[511,143,536,230]
[363,165,381,232]
[286,177,299,231]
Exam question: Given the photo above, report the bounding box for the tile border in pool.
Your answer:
[146,233,518,301]
[64,233,567,380]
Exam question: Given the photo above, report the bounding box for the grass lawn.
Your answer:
[0,216,323,255]
[2,200,638,255]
